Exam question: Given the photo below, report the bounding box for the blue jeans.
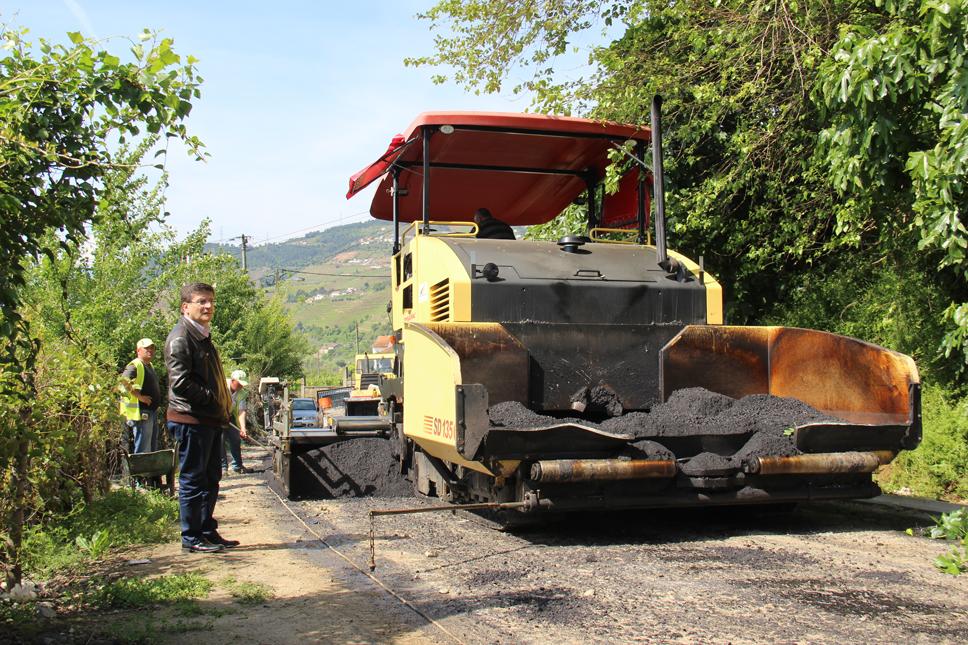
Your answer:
[221,424,243,470]
[128,409,158,453]
[168,421,222,544]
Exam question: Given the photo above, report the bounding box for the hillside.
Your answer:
[208,221,394,383]
[207,220,390,272]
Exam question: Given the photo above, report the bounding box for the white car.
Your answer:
[290,398,319,428]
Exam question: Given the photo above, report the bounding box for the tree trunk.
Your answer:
[5,428,30,590]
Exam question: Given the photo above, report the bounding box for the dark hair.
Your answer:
[474,207,492,220]
[180,282,215,304]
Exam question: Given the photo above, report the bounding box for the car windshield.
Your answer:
[291,400,316,411]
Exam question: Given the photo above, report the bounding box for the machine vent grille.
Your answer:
[429,279,450,321]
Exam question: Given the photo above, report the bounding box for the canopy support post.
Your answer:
[585,174,597,232]
[651,96,670,268]
[422,126,431,234]
[636,140,647,245]
[391,168,401,255]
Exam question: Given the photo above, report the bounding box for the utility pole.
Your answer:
[240,234,249,271]
[227,234,250,275]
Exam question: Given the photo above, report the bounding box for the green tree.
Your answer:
[161,230,309,384]
[0,25,204,340]
[814,0,968,369]
[8,158,308,588]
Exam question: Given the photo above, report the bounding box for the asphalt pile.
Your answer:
[294,438,412,499]
[293,389,845,497]
[600,388,839,438]
[488,387,844,462]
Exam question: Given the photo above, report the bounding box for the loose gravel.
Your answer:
[296,494,968,645]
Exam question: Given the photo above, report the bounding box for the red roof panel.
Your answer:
[347,112,650,227]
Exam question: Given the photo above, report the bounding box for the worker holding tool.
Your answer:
[165,282,239,554]
[222,369,250,474]
[119,338,161,454]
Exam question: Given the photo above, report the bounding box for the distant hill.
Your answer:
[206,220,391,272]
[207,220,395,383]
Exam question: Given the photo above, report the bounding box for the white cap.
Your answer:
[230,369,249,386]
[136,338,155,349]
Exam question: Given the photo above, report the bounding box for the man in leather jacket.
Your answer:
[165,282,238,553]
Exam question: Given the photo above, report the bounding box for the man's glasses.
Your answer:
[189,298,215,306]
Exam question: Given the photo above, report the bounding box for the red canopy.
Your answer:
[346,112,650,227]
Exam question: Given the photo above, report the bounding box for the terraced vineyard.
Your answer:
[209,220,395,382]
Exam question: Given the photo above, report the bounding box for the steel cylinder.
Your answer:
[331,416,393,434]
[747,451,895,475]
[530,459,677,483]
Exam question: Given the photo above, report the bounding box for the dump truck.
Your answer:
[342,100,921,514]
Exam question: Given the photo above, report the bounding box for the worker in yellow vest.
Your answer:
[120,338,161,453]
[222,369,250,473]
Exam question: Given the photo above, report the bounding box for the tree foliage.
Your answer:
[3,144,307,585]
[0,26,206,587]
[0,25,204,342]
[161,231,309,382]
[410,0,968,383]
[814,0,968,364]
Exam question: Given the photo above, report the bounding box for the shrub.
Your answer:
[879,386,968,500]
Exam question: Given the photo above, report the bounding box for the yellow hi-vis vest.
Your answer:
[119,358,146,422]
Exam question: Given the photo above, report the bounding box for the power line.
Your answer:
[206,209,373,247]
[253,210,373,246]
[278,267,389,279]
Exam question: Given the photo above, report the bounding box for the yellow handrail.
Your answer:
[588,227,651,245]
[401,221,478,247]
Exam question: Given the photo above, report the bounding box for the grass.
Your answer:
[22,486,179,578]
[174,599,235,617]
[3,573,217,643]
[0,601,38,630]
[220,575,274,604]
[927,510,968,575]
[76,573,221,643]
[91,572,213,609]
[290,288,388,328]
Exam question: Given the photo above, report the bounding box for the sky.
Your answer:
[3,1,548,246]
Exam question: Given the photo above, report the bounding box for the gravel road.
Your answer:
[287,491,968,644]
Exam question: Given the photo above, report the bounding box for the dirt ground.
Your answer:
[28,444,968,644]
[110,447,438,644]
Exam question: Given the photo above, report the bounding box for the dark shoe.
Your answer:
[203,531,240,548]
[232,466,248,474]
[182,539,225,553]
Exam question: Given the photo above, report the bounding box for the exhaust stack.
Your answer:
[651,95,679,274]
